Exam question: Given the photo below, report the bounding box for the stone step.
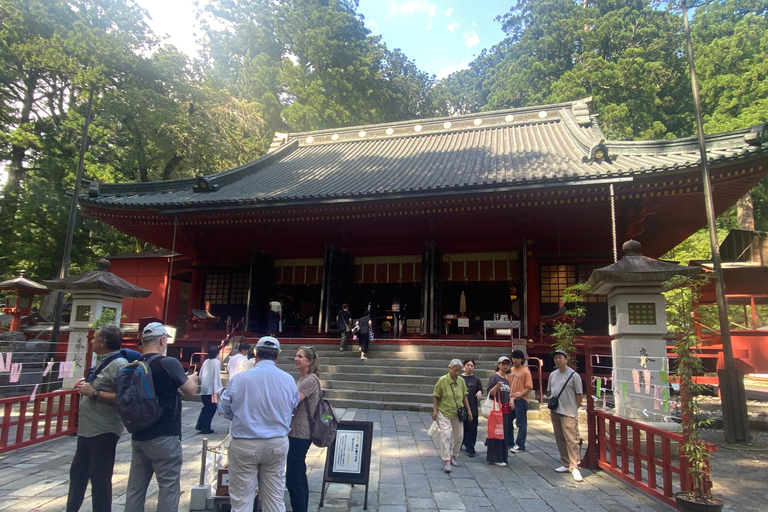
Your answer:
[318,371,495,386]
[327,397,432,411]
[277,363,483,378]
[226,342,543,414]
[282,354,507,367]
[282,344,523,357]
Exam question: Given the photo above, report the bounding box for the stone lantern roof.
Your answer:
[0,270,50,294]
[45,259,151,298]
[587,240,701,294]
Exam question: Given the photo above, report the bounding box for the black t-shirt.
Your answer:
[358,315,370,334]
[132,355,189,441]
[488,373,511,405]
[338,309,352,328]
[460,374,483,415]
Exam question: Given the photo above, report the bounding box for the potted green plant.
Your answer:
[666,275,724,512]
[549,282,590,365]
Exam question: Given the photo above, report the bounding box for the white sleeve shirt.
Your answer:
[199,358,223,396]
[228,354,247,377]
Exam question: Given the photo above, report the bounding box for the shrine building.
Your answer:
[79,99,768,361]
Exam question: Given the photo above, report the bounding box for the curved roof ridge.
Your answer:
[286,98,594,140]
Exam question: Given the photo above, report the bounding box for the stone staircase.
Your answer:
[269,342,542,413]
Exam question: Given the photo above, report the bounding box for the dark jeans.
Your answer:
[340,328,350,350]
[196,395,216,432]
[462,414,478,454]
[511,398,529,450]
[504,409,516,448]
[286,436,312,512]
[66,432,119,512]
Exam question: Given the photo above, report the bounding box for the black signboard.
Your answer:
[319,421,374,510]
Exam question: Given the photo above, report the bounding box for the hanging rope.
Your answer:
[610,183,617,262]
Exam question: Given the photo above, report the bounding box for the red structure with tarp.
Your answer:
[76,99,768,372]
[692,229,768,380]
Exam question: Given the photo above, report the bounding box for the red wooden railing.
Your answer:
[586,410,717,508]
[0,389,79,454]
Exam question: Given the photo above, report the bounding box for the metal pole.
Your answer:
[199,438,208,486]
[49,85,96,350]
[682,2,750,443]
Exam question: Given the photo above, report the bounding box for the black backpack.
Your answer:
[115,354,163,433]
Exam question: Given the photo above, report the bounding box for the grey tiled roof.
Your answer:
[81,100,768,210]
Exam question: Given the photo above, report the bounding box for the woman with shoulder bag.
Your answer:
[486,356,512,466]
[460,358,483,457]
[432,359,473,473]
[287,346,322,512]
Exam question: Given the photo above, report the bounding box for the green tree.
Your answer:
[202,0,441,134]
[0,0,156,278]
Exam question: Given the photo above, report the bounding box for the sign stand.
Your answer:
[319,421,374,510]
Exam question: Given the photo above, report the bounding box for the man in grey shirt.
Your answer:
[66,325,128,512]
[547,350,584,482]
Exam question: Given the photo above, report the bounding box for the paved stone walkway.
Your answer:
[0,403,675,512]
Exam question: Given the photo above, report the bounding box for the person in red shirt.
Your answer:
[508,349,533,453]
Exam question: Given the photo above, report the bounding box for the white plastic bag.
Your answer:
[481,397,493,418]
[427,420,439,437]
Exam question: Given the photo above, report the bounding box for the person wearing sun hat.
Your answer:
[486,355,512,466]
[548,349,584,482]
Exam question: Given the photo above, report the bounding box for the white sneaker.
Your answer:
[555,466,569,473]
[572,468,583,482]
[493,462,507,467]
[510,444,523,453]
[360,355,367,360]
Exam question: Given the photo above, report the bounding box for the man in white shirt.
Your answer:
[220,337,299,512]
[227,343,250,378]
[547,350,584,482]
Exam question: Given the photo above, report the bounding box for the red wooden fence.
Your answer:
[0,389,79,454]
[586,410,717,508]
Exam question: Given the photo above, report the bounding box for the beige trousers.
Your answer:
[228,436,289,512]
[551,412,581,470]
[437,411,463,462]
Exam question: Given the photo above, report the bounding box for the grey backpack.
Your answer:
[303,389,339,448]
[115,354,163,433]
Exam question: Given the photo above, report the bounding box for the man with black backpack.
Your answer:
[66,325,128,512]
[123,322,198,512]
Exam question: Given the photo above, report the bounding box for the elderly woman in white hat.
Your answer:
[432,358,473,473]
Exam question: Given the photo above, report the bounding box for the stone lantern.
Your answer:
[587,240,700,420]
[46,259,151,386]
[0,271,50,331]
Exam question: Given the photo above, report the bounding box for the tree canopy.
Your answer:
[1,0,767,287]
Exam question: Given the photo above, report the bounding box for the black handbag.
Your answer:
[548,371,575,411]
[452,383,469,422]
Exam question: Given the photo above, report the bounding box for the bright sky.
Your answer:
[135,0,509,79]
